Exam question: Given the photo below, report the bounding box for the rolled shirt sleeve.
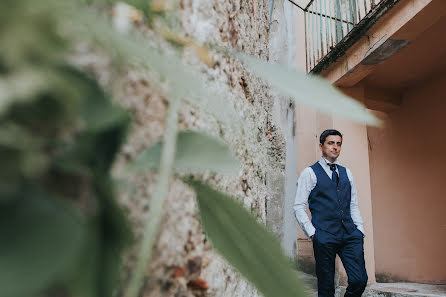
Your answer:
[293,167,317,240]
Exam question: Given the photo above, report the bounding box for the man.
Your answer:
[293,129,368,297]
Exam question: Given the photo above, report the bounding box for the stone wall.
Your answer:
[102,1,296,296]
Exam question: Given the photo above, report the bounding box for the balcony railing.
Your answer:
[304,0,386,72]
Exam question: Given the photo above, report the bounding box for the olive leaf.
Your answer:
[131,130,240,174]
[0,189,85,297]
[186,179,307,297]
[237,53,381,126]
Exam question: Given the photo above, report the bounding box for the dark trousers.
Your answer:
[312,227,368,297]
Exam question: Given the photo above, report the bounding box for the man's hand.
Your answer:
[310,235,314,240]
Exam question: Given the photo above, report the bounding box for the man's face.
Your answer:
[319,135,342,162]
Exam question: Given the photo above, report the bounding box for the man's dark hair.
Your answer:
[320,129,343,144]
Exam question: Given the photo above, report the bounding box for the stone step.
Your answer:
[358,283,446,297]
[297,272,446,297]
[336,283,446,297]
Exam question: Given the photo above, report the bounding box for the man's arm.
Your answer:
[347,169,365,235]
[293,167,316,240]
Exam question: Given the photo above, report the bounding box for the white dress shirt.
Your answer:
[293,157,365,240]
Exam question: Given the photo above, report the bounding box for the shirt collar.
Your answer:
[319,157,339,166]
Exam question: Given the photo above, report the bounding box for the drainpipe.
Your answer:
[269,0,275,22]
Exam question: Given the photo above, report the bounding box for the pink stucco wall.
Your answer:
[297,0,446,284]
[367,74,446,283]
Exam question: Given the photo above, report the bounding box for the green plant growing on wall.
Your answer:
[0,1,380,297]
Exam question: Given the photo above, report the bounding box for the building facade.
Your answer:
[294,0,446,286]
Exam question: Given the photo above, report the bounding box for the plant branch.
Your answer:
[124,96,180,297]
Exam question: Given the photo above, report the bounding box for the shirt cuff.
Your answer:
[306,224,316,241]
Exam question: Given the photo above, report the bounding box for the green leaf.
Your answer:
[0,123,48,180]
[3,68,83,136]
[95,175,133,297]
[0,123,43,151]
[0,71,49,116]
[122,0,152,18]
[63,227,101,297]
[237,54,381,126]
[66,66,129,134]
[124,86,181,297]
[0,189,85,297]
[50,66,129,174]
[62,175,132,297]
[0,67,60,116]
[64,220,128,297]
[132,131,240,174]
[77,0,152,18]
[0,1,67,70]
[186,180,307,297]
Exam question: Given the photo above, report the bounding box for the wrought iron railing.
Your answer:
[304,0,384,72]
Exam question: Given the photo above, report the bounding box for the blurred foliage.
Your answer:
[236,53,381,126]
[130,131,240,174]
[0,1,131,297]
[186,180,307,297]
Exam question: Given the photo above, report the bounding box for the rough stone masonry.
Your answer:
[84,0,298,296]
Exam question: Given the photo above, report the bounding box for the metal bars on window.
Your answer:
[304,0,383,72]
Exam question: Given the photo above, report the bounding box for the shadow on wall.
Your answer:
[375,273,412,283]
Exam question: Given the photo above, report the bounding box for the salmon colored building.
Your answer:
[293,0,446,287]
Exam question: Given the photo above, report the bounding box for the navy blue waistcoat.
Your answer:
[309,162,356,235]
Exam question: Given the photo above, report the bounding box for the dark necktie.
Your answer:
[329,163,339,185]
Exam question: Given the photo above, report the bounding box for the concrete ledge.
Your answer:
[319,0,446,86]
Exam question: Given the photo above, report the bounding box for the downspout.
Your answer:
[269,0,275,22]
